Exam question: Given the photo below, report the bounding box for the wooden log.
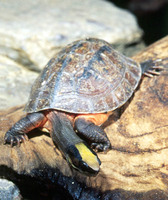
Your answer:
[0,36,168,198]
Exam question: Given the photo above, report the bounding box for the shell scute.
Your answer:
[25,38,142,114]
[114,86,126,103]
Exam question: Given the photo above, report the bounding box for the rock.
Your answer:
[0,36,167,199]
[0,0,142,71]
[0,179,21,200]
[0,56,38,110]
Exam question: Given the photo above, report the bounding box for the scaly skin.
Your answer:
[74,113,111,151]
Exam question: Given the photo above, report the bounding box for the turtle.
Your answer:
[4,38,163,175]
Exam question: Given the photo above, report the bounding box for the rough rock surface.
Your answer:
[0,179,21,200]
[0,0,142,71]
[0,56,38,110]
[0,36,167,199]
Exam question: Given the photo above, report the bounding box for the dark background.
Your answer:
[108,0,168,45]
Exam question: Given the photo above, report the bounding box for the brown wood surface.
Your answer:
[0,36,168,194]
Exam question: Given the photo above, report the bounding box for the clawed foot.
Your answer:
[142,59,164,77]
[91,141,111,152]
[4,133,29,147]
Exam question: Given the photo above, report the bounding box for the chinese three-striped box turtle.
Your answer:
[4,38,162,175]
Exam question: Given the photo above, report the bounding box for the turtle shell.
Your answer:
[25,38,142,114]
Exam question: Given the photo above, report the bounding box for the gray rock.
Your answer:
[0,0,142,71]
[0,56,38,110]
[0,179,21,200]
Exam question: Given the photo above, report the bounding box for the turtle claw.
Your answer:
[91,142,110,152]
[143,72,154,78]
[145,65,164,77]
[151,66,164,70]
[10,138,14,147]
[146,70,161,76]
[144,70,161,77]
[91,143,103,152]
[4,133,28,147]
[24,134,29,141]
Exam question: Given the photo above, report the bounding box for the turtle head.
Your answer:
[66,142,101,176]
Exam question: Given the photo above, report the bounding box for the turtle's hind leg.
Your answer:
[140,59,164,77]
[4,112,46,146]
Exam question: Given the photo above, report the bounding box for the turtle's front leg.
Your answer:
[74,118,111,152]
[4,112,46,146]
